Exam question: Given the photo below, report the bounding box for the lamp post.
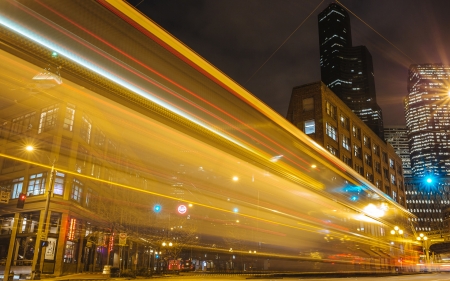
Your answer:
[161,241,173,273]
[27,146,56,280]
[417,233,429,267]
[390,226,404,272]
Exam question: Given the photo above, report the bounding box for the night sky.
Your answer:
[126,0,450,126]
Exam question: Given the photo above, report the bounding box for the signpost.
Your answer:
[0,191,10,204]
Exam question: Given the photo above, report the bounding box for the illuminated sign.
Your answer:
[177,204,187,214]
[68,218,76,240]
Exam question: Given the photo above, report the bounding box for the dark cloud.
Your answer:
[127,0,450,126]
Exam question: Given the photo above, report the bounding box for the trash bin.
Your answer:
[110,267,120,277]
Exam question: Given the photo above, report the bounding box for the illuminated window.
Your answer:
[304,120,315,134]
[340,115,349,130]
[390,174,396,185]
[327,144,337,155]
[373,144,380,156]
[53,172,65,196]
[27,172,47,196]
[94,129,105,148]
[352,125,361,139]
[71,178,83,202]
[80,115,92,144]
[0,177,24,199]
[63,104,75,131]
[389,158,395,169]
[353,144,361,159]
[11,112,36,134]
[38,104,59,133]
[363,135,371,148]
[364,153,372,166]
[342,135,350,150]
[326,123,337,141]
[326,101,337,119]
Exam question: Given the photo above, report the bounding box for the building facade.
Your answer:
[318,3,384,140]
[384,126,412,178]
[404,64,450,178]
[403,64,450,232]
[286,82,406,207]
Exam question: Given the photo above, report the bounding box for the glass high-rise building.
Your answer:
[318,3,384,140]
[384,126,412,178]
[404,64,450,178]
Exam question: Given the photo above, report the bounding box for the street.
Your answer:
[41,272,450,281]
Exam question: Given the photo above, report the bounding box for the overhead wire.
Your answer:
[336,0,416,64]
[244,0,325,85]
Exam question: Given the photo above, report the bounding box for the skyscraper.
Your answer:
[384,126,412,178]
[404,64,450,232]
[404,64,450,177]
[318,3,384,140]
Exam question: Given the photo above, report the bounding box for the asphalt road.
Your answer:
[42,272,450,281]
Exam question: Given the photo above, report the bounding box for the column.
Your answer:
[4,213,20,277]
[31,210,46,277]
[53,212,69,276]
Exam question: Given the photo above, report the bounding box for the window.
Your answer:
[366,172,373,182]
[355,164,363,175]
[327,144,337,155]
[376,180,382,188]
[391,174,396,185]
[352,125,361,139]
[63,104,75,131]
[304,120,315,134]
[364,153,372,166]
[76,146,89,173]
[375,161,381,174]
[342,135,350,151]
[326,101,337,119]
[11,112,36,134]
[363,135,371,148]
[80,115,92,144]
[382,152,388,163]
[53,172,65,196]
[389,158,395,169]
[38,104,59,133]
[85,188,92,207]
[326,122,337,141]
[340,115,349,130]
[343,155,352,166]
[94,129,105,148]
[303,97,314,112]
[392,191,397,202]
[27,172,47,196]
[71,178,83,202]
[90,157,101,178]
[353,144,361,159]
[0,177,24,199]
[383,168,389,180]
[373,144,380,156]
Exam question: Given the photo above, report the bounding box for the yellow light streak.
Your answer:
[0,152,337,235]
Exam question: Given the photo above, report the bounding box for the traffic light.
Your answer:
[16,193,26,209]
[153,204,161,213]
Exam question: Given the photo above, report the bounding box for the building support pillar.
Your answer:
[4,213,21,278]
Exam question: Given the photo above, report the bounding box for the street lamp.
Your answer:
[26,145,56,280]
[390,226,404,271]
[417,233,429,265]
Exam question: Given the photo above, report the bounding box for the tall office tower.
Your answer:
[318,3,384,140]
[384,126,412,178]
[404,64,450,177]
